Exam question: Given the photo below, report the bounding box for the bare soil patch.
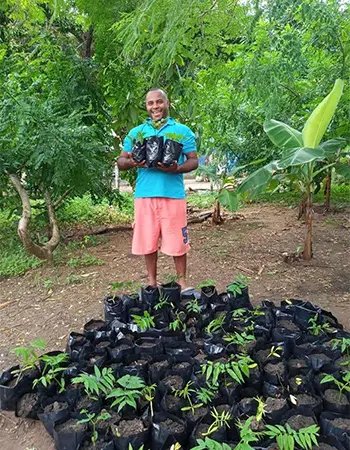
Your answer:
[0,203,349,449]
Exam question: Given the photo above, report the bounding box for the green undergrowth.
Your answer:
[253,184,350,207]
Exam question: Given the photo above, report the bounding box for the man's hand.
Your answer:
[118,152,146,170]
[157,161,179,173]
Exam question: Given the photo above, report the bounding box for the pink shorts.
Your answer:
[132,198,190,256]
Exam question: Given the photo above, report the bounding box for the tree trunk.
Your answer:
[324,171,332,211]
[302,190,313,260]
[83,26,93,58]
[297,195,307,220]
[9,174,61,261]
[212,200,223,225]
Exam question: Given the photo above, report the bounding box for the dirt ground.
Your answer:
[0,203,349,450]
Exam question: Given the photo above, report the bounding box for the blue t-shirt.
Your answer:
[123,117,197,199]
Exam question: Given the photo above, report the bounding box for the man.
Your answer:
[117,88,198,289]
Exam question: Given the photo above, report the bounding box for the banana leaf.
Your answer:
[236,161,280,198]
[264,119,303,149]
[218,188,239,211]
[334,163,350,179]
[277,147,325,169]
[302,79,344,148]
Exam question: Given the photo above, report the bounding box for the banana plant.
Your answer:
[231,79,346,260]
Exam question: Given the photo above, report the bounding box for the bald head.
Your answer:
[145,89,170,121]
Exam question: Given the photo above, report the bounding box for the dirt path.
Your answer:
[0,203,349,449]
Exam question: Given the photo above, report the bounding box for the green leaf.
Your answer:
[302,79,344,148]
[264,119,303,149]
[236,161,280,198]
[278,147,325,169]
[218,188,239,211]
[335,163,350,179]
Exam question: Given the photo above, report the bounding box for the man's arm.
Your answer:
[117,151,146,170]
[177,151,198,173]
[157,151,198,173]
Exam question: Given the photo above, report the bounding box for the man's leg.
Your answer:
[145,251,158,287]
[174,253,187,289]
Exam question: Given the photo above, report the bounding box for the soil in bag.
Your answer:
[38,400,70,437]
[322,389,350,415]
[146,136,164,167]
[112,418,150,450]
[162,139,183,166]
[320,412,350,448]
[15,392,41,419]
[131,140,146,164]
[152,412,188,449]
[54,417,87,450]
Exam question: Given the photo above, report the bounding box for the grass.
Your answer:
[187,192,216,209]
[66,254,104,268]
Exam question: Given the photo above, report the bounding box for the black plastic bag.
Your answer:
[38,401,70,437]
[162,139,183,166]
[131,140,146,164]
[145,136,164,167]
[152,412,188,449]
[0,365,38,411]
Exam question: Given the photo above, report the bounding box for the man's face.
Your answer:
[145,90,169,121]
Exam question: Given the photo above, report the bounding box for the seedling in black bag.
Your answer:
[264,423,319,450]
[331,337,350,355]
[11,338,46,379]
[131,311,155,331]
[174,380,202,415]
[321,371,350,396]
[267,345,283,359]
[205,313,226,335]
[191,437,232,450]
[227,274,250,297]
[169,310,186,332]
[235,416,263,450]
[307,314,332,336]
[72,366,115,400]
[186,299,201,314]
[107,374,145,412]
[201,354,257,386]
[78,409,111,446]
[33,352,69,393]
[142,383,156,417]
[154,292,171,311]
[202,407,232,437]
[254,396,266,422]
[223,331,255,348]
[196,384,217,405]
